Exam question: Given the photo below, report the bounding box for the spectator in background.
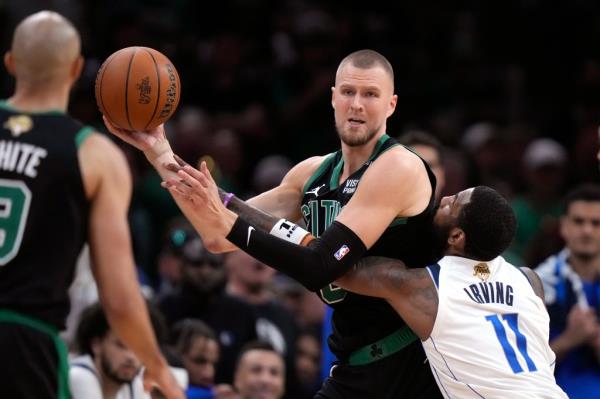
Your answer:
[234,341,285,399]
[157,233,257,383]
[249,154,294,197]
[460,122,512,193]
[155,218,197,298]
[69,303,148,399]
[225,250,299,394]
[294,330,322,399]
[172,319,220,399]
[397,130,446,200]
[509,138,568,265]
[535,184,600,398]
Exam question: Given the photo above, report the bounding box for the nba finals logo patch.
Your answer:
[334,245,350,260]
[3,115,33,137]
[473,262,491,281]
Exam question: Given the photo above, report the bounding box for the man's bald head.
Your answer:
[8,11,81,85]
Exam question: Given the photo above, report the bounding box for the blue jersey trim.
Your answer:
[427,263,441,289]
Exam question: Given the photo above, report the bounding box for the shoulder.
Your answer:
[79,132,128,166]
[78,132,130,198]
[289,155,330,178]
[519,266,545,300]
[281,154,331,189]
[378,144,425,169]
[364,145,430,187]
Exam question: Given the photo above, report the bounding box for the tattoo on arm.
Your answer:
[343,257,438,319]
[170,154,282,232]
[217,188,280,231]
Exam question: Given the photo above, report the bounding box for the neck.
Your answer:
[340,132,384,181]
[567,251,600,282]
[95,362,124,399]
[227,280,271,305]
[8,81,70,112]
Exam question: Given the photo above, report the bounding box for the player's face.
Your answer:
[183,336,219,388]
[95,331,142,384]
[235,350,285,399]
[434,188,474,231]
[560,201,600,259]
[332,64,397,147]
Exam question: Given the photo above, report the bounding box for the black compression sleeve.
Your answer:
[226,217,367,291]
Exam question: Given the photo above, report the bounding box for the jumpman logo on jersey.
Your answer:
[305,184,326,197]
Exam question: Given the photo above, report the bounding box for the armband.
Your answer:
[222,192,234,208]
[269,219,311,245]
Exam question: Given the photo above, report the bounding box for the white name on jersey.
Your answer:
[0,140,47,178]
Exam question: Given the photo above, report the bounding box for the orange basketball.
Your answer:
[95,46,181,131]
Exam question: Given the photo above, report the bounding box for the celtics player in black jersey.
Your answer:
[0,11,183,399]
[105,50,442,398]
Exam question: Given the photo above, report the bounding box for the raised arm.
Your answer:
[162,149,432,291]
[102,119,312,253]
[335,257,437,340]
[79,133,183,399]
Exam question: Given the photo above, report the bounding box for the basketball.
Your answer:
[95,46,181,131]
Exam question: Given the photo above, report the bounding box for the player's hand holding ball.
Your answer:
[95,46,180,157]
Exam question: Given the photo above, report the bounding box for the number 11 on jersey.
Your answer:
[485,313,538,374]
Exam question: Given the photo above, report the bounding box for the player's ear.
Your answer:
[386,94,398,118]
[70,55,84,82]
[331,86,336,109]
[4,52,15,76]
[447,227,465,249]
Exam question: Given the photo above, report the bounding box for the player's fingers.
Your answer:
[177,169,204,190]
[200,161,218,186]
[174,154,189,167]
[181,164,205,182]
[199,161,213,183]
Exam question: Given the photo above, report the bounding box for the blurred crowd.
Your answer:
[1,0,599,398]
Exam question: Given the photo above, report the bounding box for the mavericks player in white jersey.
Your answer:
[336,186,567,398]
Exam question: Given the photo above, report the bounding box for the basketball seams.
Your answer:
[95,46,179,131]
[124,47,137,131]
[96,53,118,125]
[142,47,161,131]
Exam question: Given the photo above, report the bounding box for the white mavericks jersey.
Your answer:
[422,255,567,399]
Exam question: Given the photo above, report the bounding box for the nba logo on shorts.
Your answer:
[334,245,350,260]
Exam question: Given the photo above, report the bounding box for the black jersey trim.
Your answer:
[0,100,64,115]
[75,126,95,148]
[302,152,336,194]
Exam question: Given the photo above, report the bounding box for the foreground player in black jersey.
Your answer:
[106,49,442,398]
[0,11,182,399]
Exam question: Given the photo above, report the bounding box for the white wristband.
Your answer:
[270,219,310,245]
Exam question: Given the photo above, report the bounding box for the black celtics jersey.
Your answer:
[0,102,91,329]
[301,134,438,359]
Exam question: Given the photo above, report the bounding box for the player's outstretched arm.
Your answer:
[163,160,368,291]
[79,133,184,399]
[335,257,437,340]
